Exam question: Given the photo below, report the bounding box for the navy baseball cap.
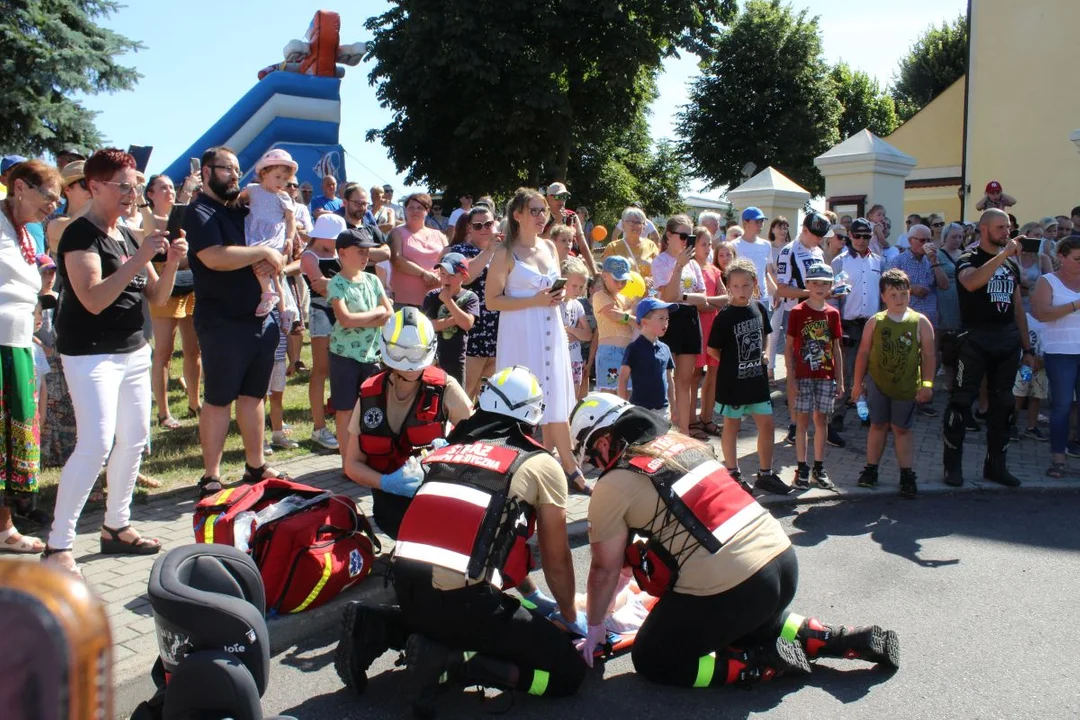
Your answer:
[601,255,632,281]
[336,227,380,250]
[850,217,873,236]
[741,206,767,222]
[803,212,836,239]
[435,251,469,275]
[635,297,676,324]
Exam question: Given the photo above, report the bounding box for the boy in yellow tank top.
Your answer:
[850,269,936,498]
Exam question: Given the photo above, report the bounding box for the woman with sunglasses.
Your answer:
[447,205,502,399]
[652,215,707,435]
[0,159,62,555]
[488,188,588,493]
[44,149,187,576]
[139,174,202,431]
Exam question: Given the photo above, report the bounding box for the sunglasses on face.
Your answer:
[669,231,693,242]
[66,179,87,192]
[552,193,570,201]
[286,182,299,189]
[100,180,138,195]
[851,232,872,240]
[470,220,496,230]
[528,206,548,217]
[932,222,944,228]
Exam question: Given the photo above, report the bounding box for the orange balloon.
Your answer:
[590,225,608,242]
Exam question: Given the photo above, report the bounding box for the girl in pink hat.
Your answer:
[240,148,299,318]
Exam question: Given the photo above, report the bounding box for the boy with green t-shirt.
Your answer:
[850,268,936,498]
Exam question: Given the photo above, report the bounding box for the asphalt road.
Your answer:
[234,490,1080,719]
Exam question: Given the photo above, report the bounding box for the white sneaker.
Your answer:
[263,442,274,456]
[272,431,299,450]
[311,427,339,451]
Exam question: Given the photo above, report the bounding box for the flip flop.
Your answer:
[0,526,45,554]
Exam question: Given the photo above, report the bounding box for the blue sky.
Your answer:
[80,0,966,197]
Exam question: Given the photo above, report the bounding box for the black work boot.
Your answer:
[405,634,455,719]
[983,453,1021,487]
[942,446,964,487]
[898,469,917,499]
[792,617,900,669]
[729,639,812,687]
[335,603,410,694]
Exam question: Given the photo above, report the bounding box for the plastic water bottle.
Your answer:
[1020,364,1033,383]
[856,396,870,422]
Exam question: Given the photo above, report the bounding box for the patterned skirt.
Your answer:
[40,352,76,468]
[0,345,40,503]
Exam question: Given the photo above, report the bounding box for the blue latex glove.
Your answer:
[379,459,424,497]
[430,438,449,450]
[551,609,589,638]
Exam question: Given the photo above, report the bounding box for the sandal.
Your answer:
[88,480,106,504]
[42,547,82,578]
[699,419,723,437]
[157,414,182,430]
[0,526,45,554]
[566,468,592,497]
[688,421,709,440]
[241,463,290,485]
[187,404,202,419]
[100,524,162,556]
[196,476,224,499]
[136,473,163,489]
[1046,462,1068,479]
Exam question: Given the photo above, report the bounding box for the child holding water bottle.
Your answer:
[849,268,935,499]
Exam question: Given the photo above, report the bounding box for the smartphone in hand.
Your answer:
[166,204,187,241]
[550,277,568,293]
[1020,237,1042,254]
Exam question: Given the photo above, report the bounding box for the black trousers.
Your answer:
[394,560,585,697]
[944,326,1021,465]
[632,547,798,687]
[833,318,869,426]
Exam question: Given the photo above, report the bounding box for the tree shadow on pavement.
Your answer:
[781,490,1080,568]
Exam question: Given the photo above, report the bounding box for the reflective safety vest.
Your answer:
[393,436,545,589]
[358,367,447,474]
[611,434,766,597]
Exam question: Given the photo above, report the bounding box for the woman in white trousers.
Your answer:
[44,149,186,576]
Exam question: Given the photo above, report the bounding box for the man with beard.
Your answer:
[943,209,1032,489]
[183,146,289,498]
[340,183,391,276]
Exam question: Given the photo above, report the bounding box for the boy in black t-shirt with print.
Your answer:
[707,259,790,495]
[422,252,479,385]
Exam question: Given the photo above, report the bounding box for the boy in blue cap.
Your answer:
[618,297,675,423]
[422,252,479,384]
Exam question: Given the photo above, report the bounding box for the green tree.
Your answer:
[363,0,732,200]
[891,14,968,121]
[677,0,840,196]
[0,0,142,156]
[831,62,899,139]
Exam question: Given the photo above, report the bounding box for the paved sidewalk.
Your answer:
[4,371,1075,717]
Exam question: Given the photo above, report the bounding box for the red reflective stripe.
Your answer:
[676,466,757,536]
[396,495,487,559]
[422,442,519,473]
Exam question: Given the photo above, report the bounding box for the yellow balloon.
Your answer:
[620,271,646,301]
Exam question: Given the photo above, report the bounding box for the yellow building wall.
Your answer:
[966,1,1080,222]
[887,77,965,223]
[888,78,964,168]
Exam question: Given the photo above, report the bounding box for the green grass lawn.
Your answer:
[38,340,335,497]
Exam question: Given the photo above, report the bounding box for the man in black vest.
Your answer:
[944,208,1033,487]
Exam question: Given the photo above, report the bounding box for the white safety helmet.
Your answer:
[569,392,634,462]
[478,365,545,426]
[379,307,437,372]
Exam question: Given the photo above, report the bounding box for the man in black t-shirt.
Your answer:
[944,208,1034,488]
[340,183,390,277]
[183,146,287,499]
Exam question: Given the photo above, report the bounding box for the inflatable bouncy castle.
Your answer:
[159,11,364,190]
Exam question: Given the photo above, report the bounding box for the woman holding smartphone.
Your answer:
[140,174,202,429]
[487,188,587,493]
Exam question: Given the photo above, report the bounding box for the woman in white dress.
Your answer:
[487,188,588,493]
